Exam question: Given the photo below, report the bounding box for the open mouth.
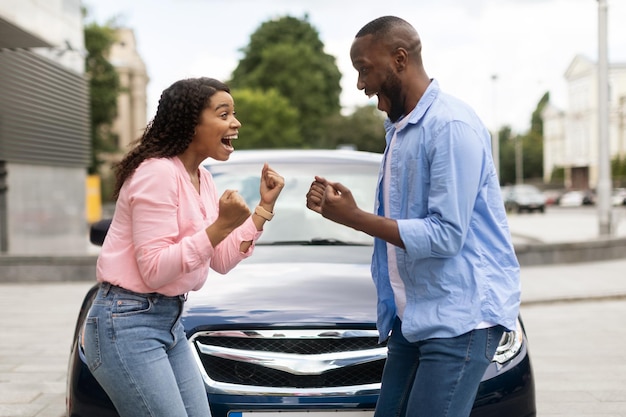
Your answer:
[366,91,378,99]
[222,134,238,148]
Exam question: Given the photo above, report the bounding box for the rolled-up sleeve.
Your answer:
[397,121,485,260]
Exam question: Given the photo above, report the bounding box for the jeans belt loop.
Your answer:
[101,281,112,297]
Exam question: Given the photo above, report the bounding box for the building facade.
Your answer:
[109,28,149,153]
[95,27,149,208]
[543,54,626,189]
[0,0,90,254]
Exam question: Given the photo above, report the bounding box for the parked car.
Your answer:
[559,190,595,207]
[612,188,626,206]
[542,189,563,206]
[502,184,547,213]
[66,149,536,417]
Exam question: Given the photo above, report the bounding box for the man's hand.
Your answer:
[306,176,358,227]
[305,176,328,215]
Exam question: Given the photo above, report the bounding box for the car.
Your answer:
[612,188,626,206]
[502,184,547,213]
[542,189,563,206]
[66,149,536,417]
[558,190,596,207]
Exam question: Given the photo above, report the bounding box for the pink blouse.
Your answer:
[96,157,261,296]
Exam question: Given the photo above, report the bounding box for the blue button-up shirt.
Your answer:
[372,79,521,343]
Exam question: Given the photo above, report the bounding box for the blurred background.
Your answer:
[0,0,625,256]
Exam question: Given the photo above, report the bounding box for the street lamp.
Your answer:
[597,0,612,236]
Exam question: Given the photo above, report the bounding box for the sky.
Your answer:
[83,0,626,133]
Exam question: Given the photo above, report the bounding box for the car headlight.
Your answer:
[492,319,523,364]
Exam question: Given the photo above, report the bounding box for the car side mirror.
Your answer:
[90,219,112,247]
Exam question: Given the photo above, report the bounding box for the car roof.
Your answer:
[202,149,383,167]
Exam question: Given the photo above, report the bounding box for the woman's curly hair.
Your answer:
[112,77,230,199]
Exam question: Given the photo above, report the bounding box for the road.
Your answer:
[1,206,626,416]
[521,300,626,417]
[506,205,626,244]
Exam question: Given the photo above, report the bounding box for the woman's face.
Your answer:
[191,90,241,161]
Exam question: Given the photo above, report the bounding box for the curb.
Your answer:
[513,236,626,266]
[1,237,625,284]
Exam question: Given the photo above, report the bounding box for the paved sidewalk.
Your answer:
[521,257,626,305]
[0,282,93,417]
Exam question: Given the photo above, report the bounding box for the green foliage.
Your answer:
[229,16,342,146]
[531,92,549,135]
[231,88,303,149]
[550,166,565,182]
[612,156,626,187]
[321,105,386,152]
[522,130,544,180]
[84,22,121,174]
[497,126,516,185]
[498,92,548,184]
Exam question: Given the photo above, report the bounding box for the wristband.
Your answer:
[254,205,274,221]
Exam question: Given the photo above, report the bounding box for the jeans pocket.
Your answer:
[84,317,102,372]
[484,325,505,361]
[111,296,151,316]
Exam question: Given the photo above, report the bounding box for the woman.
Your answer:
[82,77,284,416]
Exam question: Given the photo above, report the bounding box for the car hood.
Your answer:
[181,246,378,333]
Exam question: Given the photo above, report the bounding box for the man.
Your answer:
[306,16,521,417]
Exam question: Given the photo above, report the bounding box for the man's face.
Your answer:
[350,35,406,122]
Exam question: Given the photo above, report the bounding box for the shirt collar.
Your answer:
[384,79,440,133]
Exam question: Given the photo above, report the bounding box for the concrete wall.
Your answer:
[6,163,90,255]
[0,0,85,74]
[0,0,89,256]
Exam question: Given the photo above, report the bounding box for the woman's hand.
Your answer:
[217,190,251,229]
[258,163,284,211]
[207,190,251,248]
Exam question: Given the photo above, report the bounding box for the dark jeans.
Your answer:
[374,317,505,417]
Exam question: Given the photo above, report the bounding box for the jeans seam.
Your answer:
[443,330,475,417]
[113,339,155,417]
[397,357,419,417]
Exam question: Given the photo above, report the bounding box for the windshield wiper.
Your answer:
[258,238,369,246]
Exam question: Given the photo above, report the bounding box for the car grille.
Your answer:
[190,329,386,395]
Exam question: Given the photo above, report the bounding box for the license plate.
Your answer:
[228,412,374,417]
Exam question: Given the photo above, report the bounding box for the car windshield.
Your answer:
[207,160,378,245]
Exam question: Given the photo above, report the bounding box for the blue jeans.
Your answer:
[82,283,211,417]
[374,317,504,417]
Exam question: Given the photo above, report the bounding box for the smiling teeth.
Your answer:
[367,93,377,98]
[224,135,238,140]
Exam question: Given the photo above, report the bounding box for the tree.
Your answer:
[84,21,122,174]
[611,156,626,187]
[497,126,516,185]
[231,88,303,149]
[498,92,548,185]
[229,16,342,146]
[521,92,549,181]
[321,105,386,152]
